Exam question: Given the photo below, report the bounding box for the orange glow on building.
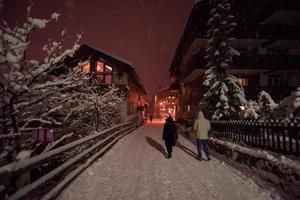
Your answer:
[97,61,104,72]
[82,63,90,73]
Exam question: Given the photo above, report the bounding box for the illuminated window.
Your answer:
[96,61,113,84]
[187,105,191,112]
[97,61,104,72]
[82,63,90,73]
[238,78,249,86]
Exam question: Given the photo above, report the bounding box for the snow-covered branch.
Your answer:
[202,0,244,120]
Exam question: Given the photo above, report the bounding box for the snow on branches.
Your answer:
[241,88,300,121]
[202,0,245,120]
[0,1,82,164]
[24,74,125,134]
[0,1,80,135]
[268,87,300,121]
[0,2,126,165]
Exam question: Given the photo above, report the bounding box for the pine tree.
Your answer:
[202,0,246,120]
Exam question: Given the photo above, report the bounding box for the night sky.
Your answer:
[1,0,194,97]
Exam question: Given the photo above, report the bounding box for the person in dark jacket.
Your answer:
[162,116,178,158]
[149,114,153,123]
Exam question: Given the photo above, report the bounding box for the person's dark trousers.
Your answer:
[165,141,173,158]
[196,139,210,160]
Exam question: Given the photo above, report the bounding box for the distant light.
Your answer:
[240,106,245,111]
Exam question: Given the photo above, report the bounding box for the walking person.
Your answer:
[193,111,211,161]
[149,114,153,123]
[162,116,178,158]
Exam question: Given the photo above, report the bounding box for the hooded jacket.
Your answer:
[193,111,211,139]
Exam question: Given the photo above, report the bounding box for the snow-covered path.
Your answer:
[58,121,280,200]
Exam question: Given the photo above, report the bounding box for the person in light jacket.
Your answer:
[193,111,211,161]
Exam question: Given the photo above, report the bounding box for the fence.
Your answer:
[0,122,135,200]
[210,120,300,155]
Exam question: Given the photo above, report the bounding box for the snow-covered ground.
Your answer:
[58,121,281,200]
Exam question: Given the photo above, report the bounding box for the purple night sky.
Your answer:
[1,0,194,97]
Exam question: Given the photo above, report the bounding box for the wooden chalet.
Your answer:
[169,0,300,120]
[62,44,147,122]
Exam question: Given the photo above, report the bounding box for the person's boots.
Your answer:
[206,153,211,161]
[197,155,202,161]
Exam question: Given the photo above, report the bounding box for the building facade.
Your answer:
[169,0,300,120]
[62,44,147,122]
[154,87,179,120]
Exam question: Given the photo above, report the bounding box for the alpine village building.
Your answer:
[154,87,179,120]
[55,44,147,123]
[169,0,300,121]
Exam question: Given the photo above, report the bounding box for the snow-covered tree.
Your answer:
[0,1,82,164]
[242,100,259,120]
[265,88,300,121]
[28,75,125,134]
[202,0,246,120]
[0,1,81,135]
[277,87,300,121]
[0,2,127,165]
[240,88,300,121]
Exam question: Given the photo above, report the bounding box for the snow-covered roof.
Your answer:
[64,44,148,95]
[81,44,133,66]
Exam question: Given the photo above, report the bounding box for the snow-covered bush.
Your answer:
[271,87,300,121]
[241,88,300,122]
[30,75,125,134]
[241,100,259,119]
[202,0,245,120]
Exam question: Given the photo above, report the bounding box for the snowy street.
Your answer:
[58,121,280,200]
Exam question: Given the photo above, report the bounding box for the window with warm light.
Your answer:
[96,61,113,84]
[73,63,90,73]
[97,61,104,73]
[238,78,249,86]
[82,63,90,73]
